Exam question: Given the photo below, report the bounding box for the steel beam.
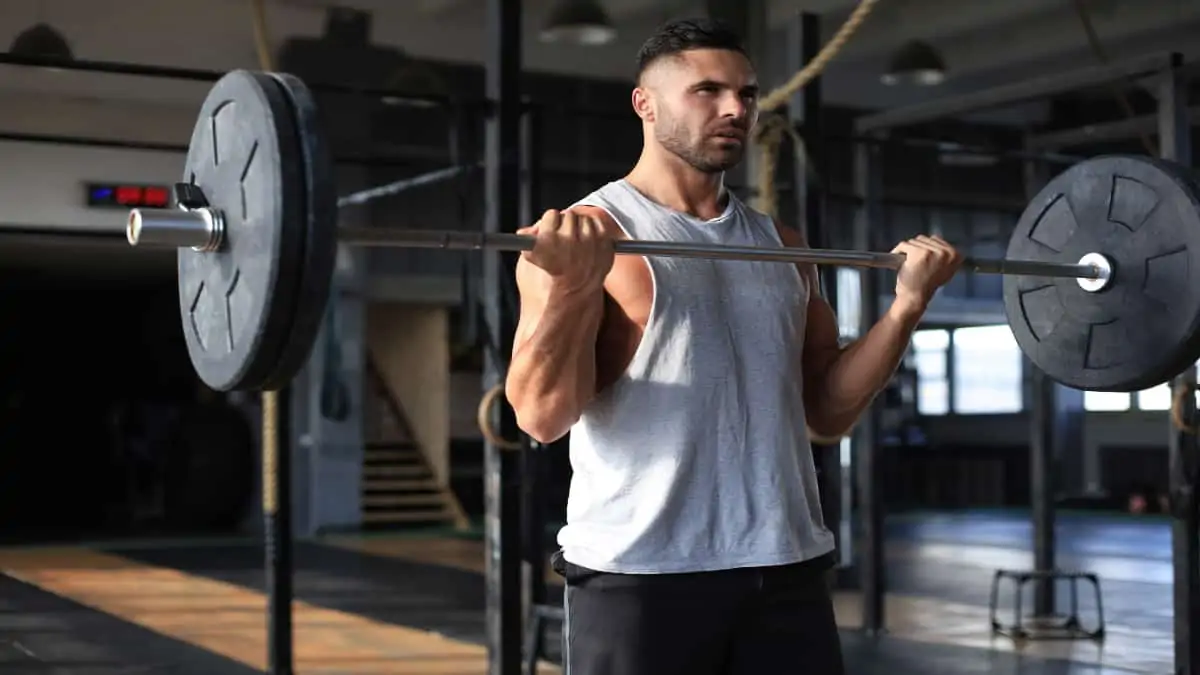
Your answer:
[1028,106,1200,150]
[855,52,1175,133]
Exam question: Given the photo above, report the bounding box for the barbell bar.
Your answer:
[119,69,1200,395]
[127,207,1112,287]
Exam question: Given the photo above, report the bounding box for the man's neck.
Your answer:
[625,151,728,221]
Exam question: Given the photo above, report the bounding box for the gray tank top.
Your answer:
[557,180,835,574]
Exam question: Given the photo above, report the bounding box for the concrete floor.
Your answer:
[0,511,1178,674]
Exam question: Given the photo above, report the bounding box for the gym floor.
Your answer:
[0,510,1169,674]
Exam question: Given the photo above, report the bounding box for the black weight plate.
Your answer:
[178,70,306,392]
[256,73,339,391]
[1003,154,1200,392]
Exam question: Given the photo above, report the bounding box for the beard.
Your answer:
[655,116,746,174]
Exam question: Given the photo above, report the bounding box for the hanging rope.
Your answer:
[751,0,882,217]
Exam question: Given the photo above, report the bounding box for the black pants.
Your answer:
[556,551,845,675]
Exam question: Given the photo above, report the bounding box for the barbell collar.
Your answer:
[127,206,223,252]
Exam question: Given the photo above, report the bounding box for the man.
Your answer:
[505,17,962,675]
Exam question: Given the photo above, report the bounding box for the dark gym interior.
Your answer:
[1,0,1198,674]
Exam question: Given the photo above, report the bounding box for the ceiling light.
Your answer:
[882,40,945,86]
[9,23,73,61]
[540,0,616,46]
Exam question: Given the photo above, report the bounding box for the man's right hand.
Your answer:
[517,208,615,295]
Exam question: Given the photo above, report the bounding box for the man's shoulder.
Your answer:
[769,217,808,248]
[567,181,629,238]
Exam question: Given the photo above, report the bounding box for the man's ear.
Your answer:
[632,86,654,123]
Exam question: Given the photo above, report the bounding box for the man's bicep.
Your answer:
[805,289,843,365]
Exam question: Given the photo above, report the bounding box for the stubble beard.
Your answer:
[655,119,744,174]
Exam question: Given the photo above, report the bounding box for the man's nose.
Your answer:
[720,92,750,119]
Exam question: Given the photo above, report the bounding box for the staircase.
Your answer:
[362,357,468,530]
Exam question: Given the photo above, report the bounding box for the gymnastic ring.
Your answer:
[478,383,523,451]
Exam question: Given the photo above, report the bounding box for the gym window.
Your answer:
[912,329,950,415]
[951,324,1023,414]
[1086,363,1199,412]
[1083,391,1132,412]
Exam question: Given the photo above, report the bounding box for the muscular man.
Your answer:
[506,17,962,675]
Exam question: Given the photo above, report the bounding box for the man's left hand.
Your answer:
[890,234,964,313]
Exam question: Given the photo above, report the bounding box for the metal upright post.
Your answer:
[788,9,849,586]
[853,134,886,634]
[263,387,293,675]
[1023,150,1057,619]
[792,12,827,278]
[1158,52,1199,675]
[483,0,524,673]
[519,105,547,614]
[1028,371,1057,616]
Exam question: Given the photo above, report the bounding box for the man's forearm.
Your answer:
[814,298,925,432]
[506,287,605,441]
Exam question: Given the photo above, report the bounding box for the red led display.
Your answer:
[86,182,172,209]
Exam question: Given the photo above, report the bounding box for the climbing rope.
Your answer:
[751,0,881,217]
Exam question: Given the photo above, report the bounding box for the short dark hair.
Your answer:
[635,17,746,80]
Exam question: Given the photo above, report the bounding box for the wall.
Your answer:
[0,135,184,277]
[921,409,1173,495]
[366,303,452,485]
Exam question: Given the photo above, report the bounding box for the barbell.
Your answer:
[124,69,1200,395]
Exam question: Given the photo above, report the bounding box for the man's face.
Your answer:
[636,48,759,173]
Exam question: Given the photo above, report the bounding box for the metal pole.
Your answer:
[1158,52,1199,675]
[483,0,523,673]
[519,104,548,612]
[855,132,886,635]
[1023,141,1057,620]
[125,209,1113,282]
[125,206,1112,284]
[796,12,827,285]
[791,8,848,586]
[326,230,1111,282]
[262,387,293,675]
[1029,354,1057,618]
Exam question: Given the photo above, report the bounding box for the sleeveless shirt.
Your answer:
[557,179,836,575]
